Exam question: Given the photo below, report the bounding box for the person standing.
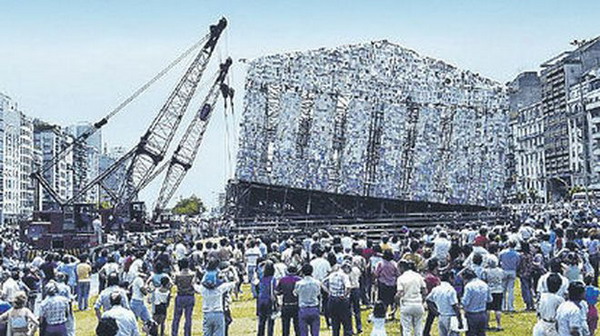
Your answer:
[396,260,426,336]
[323,264,352,336]
[532,273,564,336]
[422,259,441,336]
[518,242,535,311]
[343,260,362,334]
[245,241,261,298]
[130,271,151,323]
[498,241,520,312]
[76,255,92,311]
[294,264,321,336]
[94,273,130,319]
[374,250,399,317]
[92,215,103,245]
[556,281,589,336]
[151,277,172,336]
[101,292,140,336]
[197,268,237,336]
[481,258,504,331]
[39,283,70,336]
[256,261,276,336]
[310,248,331,327]
[171,258,196,336]
[461,269,492,336]
[276,265,301,336]
[0,291,39,336]
[426,272,463,336]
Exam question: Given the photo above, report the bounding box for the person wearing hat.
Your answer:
[39,282,70,336]
[0,291,38,336]
[396,260,426,336]
[276,265,301,336]
[461,269,492,336]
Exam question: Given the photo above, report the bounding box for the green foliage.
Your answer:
[569,185,585,199]
[172,195,206,216]
[99,201,112,210]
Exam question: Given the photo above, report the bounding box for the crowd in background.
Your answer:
[0,202,597,336]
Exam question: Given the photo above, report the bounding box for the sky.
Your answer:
[1,0,599,208]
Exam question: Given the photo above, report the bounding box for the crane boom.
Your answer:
[152,58,233,220]
[66,17,227,207]
[116,17,227,208]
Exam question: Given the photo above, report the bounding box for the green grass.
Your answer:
[74,281,541,335]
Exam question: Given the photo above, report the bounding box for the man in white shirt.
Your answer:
[433,232,451,262]
[426,271,463,336]
[396,260,426,336]
[537,259,570,299]
[556,282,589,336]
[310,248,332,327]
[343,260,363,334]
[175,242,188,261]
[310,249,332,283]
[130,272,151,322]
[92,216,103,245]
[245,241,261,297]
[102,292,139,336]
[533,273,564,336]
[341,233,354,252]
[197,273,237,336]
[126,251,144,284]
[1,271,21,302]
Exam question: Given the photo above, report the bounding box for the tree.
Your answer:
[172,195,206,216]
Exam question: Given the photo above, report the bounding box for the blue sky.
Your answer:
[1,0,599,208]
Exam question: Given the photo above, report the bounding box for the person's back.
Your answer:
[173,270,195,296]
[0,292,38,336]
[102,292,139,336]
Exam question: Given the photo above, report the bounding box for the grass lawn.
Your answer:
[72,281,544,336]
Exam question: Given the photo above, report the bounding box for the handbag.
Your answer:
[450,314,468,333]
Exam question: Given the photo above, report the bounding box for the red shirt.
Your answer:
[424,272,441,294]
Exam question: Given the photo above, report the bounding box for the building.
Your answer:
[236,40,508,213]
[33,120,74,210]
[569,66,600,190]
[98,145,128,204]
[540,37,600,200]
[0,93,36,223]
[513,102,546,203]
[66,123,102,203]
[506,72,543,202]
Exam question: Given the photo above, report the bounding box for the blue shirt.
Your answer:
[498,249,520,271]
[461,279,492,313]
[586,285,600,305]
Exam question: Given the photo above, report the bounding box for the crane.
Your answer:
[152,57,234,221]
[24,18,230,250]
[64,17,227,209]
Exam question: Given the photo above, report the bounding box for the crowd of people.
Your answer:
[0,203,597,336]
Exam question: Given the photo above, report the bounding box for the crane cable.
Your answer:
[37,33,210,176]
